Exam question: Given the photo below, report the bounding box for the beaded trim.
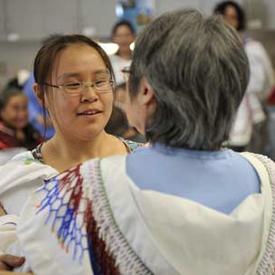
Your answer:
[36,158,151,273]
[85,159,152,274]
[253,154,275,275]
[36,164,89,262]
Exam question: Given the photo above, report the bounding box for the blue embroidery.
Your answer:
[36,165,89,262]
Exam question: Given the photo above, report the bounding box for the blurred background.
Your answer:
[1,0,275,87]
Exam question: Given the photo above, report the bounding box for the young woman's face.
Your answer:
[1,94,28,130]
[45,44,113,141]
[223,5,239,30]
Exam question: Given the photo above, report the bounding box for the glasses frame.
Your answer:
[42,70,114,96]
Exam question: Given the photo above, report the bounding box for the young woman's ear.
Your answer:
[33,84,53,120]
[33,83,50,110]
[33,83,44,106]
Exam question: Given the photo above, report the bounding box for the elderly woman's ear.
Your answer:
[137,77,156,106]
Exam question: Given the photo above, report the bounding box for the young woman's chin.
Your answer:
[73,126,107,142]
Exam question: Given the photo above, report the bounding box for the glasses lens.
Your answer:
[61,70,113,95]
[94,72,113,91]
[63,83,82,95]
[95,80,113,91]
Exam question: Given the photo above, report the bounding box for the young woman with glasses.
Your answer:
[0,34,140,273]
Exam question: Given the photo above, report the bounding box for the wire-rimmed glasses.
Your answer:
[43,69,114,96]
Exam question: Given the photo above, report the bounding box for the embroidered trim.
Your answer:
[36,164,90,262]
[254,154,275,275]
[36,158,151,273]
[86,159,152,274]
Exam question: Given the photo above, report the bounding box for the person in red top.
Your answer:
[268,87,275,105]
[0,87,42,150]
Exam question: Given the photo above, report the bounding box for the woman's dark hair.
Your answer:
[0,87,25,112]
[129,9,249,150]
[214,1,246,31]
[34,34,115,89]
[4,78,22,90]
[111,20,136,37]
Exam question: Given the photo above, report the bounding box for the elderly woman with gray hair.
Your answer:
[13,9,275,275]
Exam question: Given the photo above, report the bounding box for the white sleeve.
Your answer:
[0,152,57,215]
[246,41,274,100]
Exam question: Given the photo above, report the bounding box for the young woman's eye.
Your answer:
[64,83,81,89]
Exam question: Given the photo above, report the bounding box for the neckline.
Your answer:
[151,143,232,160]
[31,138,140,164]
[31,143,44,163]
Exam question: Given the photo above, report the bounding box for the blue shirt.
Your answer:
[23,74,55,139]
[126,144,260,214]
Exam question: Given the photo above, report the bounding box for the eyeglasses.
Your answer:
[43,72,114,96]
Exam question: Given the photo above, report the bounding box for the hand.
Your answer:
[0,254,25,271]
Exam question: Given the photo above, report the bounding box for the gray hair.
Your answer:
[129,9,249,150]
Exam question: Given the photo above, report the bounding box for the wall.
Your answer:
[1,0,275,88]
[156,0,275,29]
[1,0,275,40]
[0,41,40,88]
[0,0,117,40]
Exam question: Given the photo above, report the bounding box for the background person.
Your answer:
[214,0,275,153]
[0,88,41,150]
[109,20,135,85]
[23,74,55,140]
